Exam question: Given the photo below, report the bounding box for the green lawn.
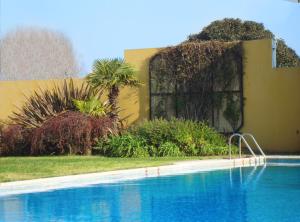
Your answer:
[0,156,229,183]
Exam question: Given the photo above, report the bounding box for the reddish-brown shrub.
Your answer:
[31,111,115,155]
[0,124,31,156]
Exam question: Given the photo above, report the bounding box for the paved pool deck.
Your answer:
[0,156,265,197]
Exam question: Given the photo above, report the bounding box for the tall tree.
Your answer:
[188,18,300,68]
[86,58,140,122]
[0,27,80,80]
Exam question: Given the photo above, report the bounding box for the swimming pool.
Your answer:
[1,159,300,222]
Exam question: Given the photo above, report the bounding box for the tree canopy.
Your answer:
[188,18,300,68]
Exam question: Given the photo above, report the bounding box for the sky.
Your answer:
[0,0,299,74]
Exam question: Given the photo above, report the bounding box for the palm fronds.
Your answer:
[85,58,140,121]
[86,58,140,89]
[73,97,110,117]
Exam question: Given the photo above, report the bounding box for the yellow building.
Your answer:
[0,39,300,153]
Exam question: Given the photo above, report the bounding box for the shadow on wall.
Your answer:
[120,63,149,126]
[137,58,150,123]
[118,88,139,126]
[124,48,162,125]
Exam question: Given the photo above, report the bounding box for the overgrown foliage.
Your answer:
[150,18,300,131]
[276,39,300,68]
[188,18,300,67]
[129,118,231,156]
[95,119,234,157]
[100,134,149,158]
[152,41,242,81]
[189,18,274,41]
[157,142,183,157]
[9,79,104,128]
[150,41,243,131]
[31,111,114,155]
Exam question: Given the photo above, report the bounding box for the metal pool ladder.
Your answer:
[228,133,266,159]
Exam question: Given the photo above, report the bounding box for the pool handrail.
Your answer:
[242,133,266,158]
[228,133,265,159]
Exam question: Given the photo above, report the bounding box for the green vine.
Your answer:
[150,40,243,132]
[223,94,240,130]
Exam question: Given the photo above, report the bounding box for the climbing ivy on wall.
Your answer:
[150,40,243,132]
[150,18,300,132]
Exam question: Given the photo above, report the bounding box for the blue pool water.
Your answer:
[1,162,300,222]
[267,158,300,164]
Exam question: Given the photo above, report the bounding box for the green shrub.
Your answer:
[158,142,183,157]
[129,118,234,156]
[93,118,236,157]
[101,134,149,158]
[147,145,158,157]
[198,143,229,156]
[129,119,175,147]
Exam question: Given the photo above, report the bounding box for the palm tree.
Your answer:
[86,58,140,122]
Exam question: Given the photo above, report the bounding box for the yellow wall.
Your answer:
[124,48,162,123]
[1,40,300,153]
[124,40,300,153]
[0,78,141,126]
[0,48,160,126]
[242,39,300,153]
[0,79,78,121]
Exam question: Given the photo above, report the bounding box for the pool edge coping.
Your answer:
[0,157,266,197]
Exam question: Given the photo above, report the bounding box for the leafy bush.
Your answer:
[99,134,149,158]
[31,111,114,155]
[0,124,31,156]
[129,119,174,147]
[158,142,182,157]
[129,118,233,156]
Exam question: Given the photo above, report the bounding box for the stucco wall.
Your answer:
[0,79,74,121]
[0,78,140,126]
[124,39,300,153]
[124,48,162,122]
[242,39,300,153]
[0,48,159,126]
[0,39,299,153]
